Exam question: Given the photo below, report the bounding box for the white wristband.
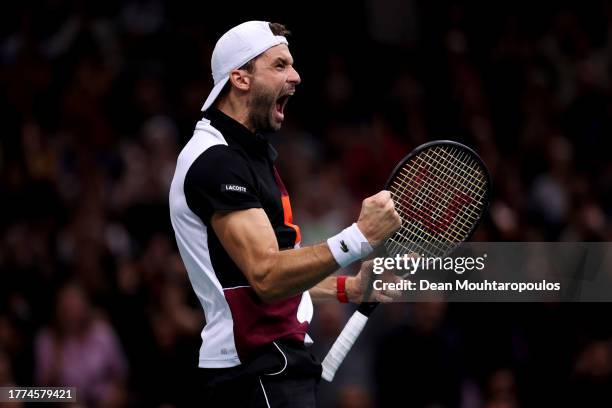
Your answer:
[327,223,373,268]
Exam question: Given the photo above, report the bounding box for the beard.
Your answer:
[248,82,282,133]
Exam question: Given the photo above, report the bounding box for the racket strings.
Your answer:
[409,149,486,217]
[385,145,488,257]
[427,148,487,207]
[391,149,482,238]
[387,188,457,257]
[389,162,477,251]
[428,148,487,199]
[388,197,459,253]
[390,154,484,249]
[392,147,486,250]
[425,149,487,215]
[413,149,485,229]
[391,168,481,232]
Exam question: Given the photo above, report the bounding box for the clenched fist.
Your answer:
[356,190,402,246]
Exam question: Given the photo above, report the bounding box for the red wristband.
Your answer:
[337,276,349,303]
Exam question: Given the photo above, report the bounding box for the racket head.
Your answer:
[383,140,491,259]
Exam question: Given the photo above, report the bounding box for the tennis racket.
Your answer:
[321,140,491,381]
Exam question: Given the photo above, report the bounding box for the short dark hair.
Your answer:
[268,23,291,37]
[215,23,291,105]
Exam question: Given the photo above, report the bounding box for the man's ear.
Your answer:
[228,69,251,91]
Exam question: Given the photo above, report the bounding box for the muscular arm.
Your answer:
[212,208,339,302]
[212,191,400,303]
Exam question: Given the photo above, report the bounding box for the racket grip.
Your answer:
[321,310,369,382]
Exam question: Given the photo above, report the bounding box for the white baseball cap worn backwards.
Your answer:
[201,21,289,111]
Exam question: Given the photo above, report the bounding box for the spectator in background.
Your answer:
[35,282,127,407]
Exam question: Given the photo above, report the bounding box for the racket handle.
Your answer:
[321,310,369,382]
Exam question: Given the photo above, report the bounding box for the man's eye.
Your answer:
[276,64,285,70]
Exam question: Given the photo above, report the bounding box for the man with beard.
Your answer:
[169,21,400,406]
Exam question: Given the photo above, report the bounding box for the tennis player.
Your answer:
[169,21,401,407]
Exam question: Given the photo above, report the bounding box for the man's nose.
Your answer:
[288,66,301,85]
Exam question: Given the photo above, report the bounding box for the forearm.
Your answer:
[254,242,339,301]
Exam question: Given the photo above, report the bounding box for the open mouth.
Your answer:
[275,94,291,117]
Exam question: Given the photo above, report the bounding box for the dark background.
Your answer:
[1,0,612,407]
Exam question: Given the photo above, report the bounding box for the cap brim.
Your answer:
[201,76,229,111]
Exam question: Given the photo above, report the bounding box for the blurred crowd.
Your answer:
[1,1,612,407]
